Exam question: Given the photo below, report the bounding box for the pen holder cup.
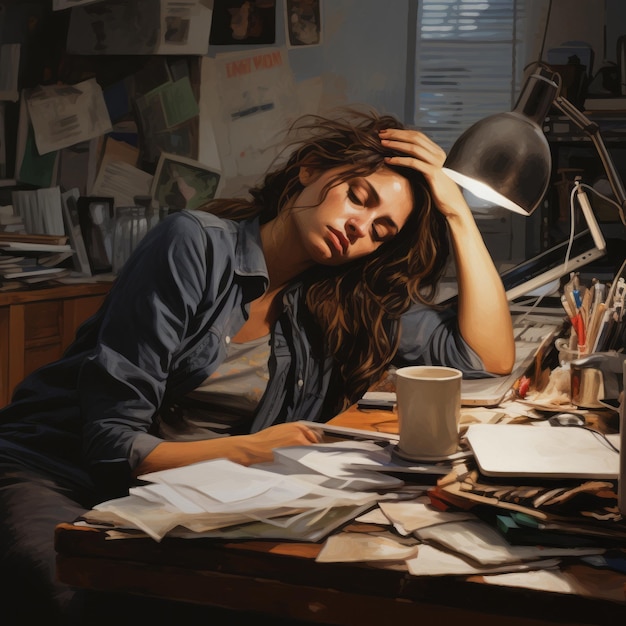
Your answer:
[555,338,579,365]
[570,364,605,409]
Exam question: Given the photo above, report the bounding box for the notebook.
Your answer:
[466,423,620,479]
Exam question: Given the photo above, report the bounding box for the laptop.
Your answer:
[466,423,619,479]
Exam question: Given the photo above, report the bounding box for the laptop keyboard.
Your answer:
[512,315,561,344]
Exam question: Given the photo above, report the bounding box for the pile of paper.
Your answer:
[81,441,411,542]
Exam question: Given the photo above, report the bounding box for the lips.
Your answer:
[328,227,349,255]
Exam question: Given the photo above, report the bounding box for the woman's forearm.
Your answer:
[447,210,515,374]
[133,421,322,476]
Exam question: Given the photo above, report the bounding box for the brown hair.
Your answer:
[201,108,449,407]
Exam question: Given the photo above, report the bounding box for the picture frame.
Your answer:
[77,196,115,274]
[151,153,224,212]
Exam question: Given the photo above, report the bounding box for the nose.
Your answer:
[346,217,367,241]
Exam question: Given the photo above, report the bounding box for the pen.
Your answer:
[572,288,583,310]
[560,294,576,320]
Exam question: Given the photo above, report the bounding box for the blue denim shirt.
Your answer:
[0,210,487,497]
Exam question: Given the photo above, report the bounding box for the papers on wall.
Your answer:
[24,78,112,156]
[56,138,101,197]
[199,48,303,195]
[90,161,153,208]
[134,75,199,165]
[66,0,212,55]
[15,95,59,188]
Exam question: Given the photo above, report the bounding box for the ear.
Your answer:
[298,165,318,186]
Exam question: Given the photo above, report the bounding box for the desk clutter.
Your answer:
[74,407,626,605]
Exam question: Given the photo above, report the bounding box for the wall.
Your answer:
[207,0,412,121]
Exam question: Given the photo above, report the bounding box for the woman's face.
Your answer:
[291,166,413,266]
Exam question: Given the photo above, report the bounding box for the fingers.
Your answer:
[378,128,446,168]
[296,423,324,443]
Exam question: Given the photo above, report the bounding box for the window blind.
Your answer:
[414,0,550,151]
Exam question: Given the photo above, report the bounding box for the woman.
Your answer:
[0,109,514,624]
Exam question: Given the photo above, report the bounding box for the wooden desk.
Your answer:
[55,407,626,625]
[0,281,112,407]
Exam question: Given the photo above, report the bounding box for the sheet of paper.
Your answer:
[25,78,112,155]
[140,458,286,503]
[378,498,477,534]
[199,49,302,186]
[406,544,561,577]
[67,0,211,55]
[273,441,404,490]
[481,569,577,594]
[90,160,153,207]
[415,520,605,566]
[316,532,419,563]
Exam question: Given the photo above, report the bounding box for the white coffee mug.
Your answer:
[395,365,462,460]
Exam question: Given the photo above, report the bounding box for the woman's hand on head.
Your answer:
[238,421,323,465]
[378,128,470,220]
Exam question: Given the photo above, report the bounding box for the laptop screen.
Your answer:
[501,227,606,301]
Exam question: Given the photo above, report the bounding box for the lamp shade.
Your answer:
[443,70,559,216]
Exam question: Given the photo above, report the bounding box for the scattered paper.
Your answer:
[415,520,605,566]
[481,569,577,593]
[378,498,477,534]
[406,544,561,577]
[316,532,419,563]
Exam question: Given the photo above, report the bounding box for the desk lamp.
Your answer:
[442,64,626,249]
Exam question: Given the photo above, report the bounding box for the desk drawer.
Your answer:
[24,300,63,346]
[23,300,64,379]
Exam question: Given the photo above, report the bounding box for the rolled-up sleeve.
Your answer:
[394,302,494,378]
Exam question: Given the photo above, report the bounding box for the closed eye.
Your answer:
[347,186,365,206]
[372,218,397,242]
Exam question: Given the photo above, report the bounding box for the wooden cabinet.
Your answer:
[0,282,111,408]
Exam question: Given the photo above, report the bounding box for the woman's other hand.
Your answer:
[378,128,470,220]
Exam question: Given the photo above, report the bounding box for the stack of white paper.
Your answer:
[84,442,408,542]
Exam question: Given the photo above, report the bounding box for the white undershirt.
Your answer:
[158,335,271,441]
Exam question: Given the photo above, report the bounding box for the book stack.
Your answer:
[0,204,25,234]
[584,95,626,113]
[0,231,73,288]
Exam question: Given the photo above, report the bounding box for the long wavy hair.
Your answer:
[200,108,450,408]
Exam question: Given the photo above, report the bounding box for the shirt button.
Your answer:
[225,336,231,344]
[297,379,304,388]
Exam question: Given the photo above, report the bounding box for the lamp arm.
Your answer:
[553,95,626,225]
